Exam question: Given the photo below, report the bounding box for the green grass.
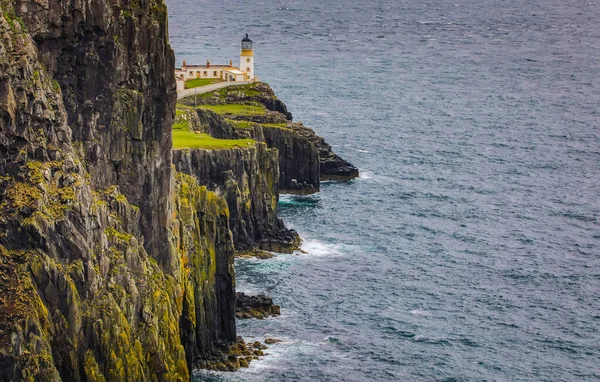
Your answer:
[199,104,266,116]
[185,78,222,89]
[196,83,263,101]
[173,121,189,130]
[226,119,255,129]
[173,130,255,149]
[262,123,288,128]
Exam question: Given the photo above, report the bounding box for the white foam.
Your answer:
[235,284,264,296]
[278,194,295,203]
[410,308,431,316]
[359,171,373,179]
[296,239,345,258]
[236,337,324,374]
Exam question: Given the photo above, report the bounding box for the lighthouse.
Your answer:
[240,34,254,81]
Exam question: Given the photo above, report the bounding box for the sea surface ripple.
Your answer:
[166,0,600,380]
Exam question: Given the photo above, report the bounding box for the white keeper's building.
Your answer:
[175,34,256,91]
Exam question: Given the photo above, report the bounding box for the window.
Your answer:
[246,67,251,72]
[246,58,251,63]
[203,71,207,76]
[213,71,218,76]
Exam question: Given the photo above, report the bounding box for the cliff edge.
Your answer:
[0,0,359,379]
[178,82,359,194]
[0,0,236,380]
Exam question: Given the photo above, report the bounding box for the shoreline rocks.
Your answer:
[235,292,281,319]
[197,337,269,371]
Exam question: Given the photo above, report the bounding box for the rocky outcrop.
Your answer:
[173,144,300,253]
[235,292,281,319]
[186,82,292,120]
[183,107,235,139]
[186,109,320,194]
[261,125,320,194]
[197,337,269,371]
[0,1,238,380]
[187,83,358,194]
[276,122,359,181]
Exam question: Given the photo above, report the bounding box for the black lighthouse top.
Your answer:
[241,34,253,50]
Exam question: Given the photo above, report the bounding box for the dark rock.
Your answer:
[265,338,282,344]
[235,292,281,319]
[0,2,237,381]
[181,83,359,194]
[196,336,264,371]
[236,248,275,259]
[173,144,300,253]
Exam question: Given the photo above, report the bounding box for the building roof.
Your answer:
[242,33,252,42]
[224,69,245,75]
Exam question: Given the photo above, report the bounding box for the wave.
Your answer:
[278,194,321,206]
[297,239,345,258]
[359,171,373,179]
[410,308,431,316]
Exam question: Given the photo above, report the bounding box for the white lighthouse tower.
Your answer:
[240,34,254,81]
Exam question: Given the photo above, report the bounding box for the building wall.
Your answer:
[176,79,185,91]
[181,68,225,80]
[240,55,254,80]
[175,65,250,83]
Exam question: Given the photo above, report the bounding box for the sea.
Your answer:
[165,0,600,380]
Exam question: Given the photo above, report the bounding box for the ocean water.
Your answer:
[166,0,600,380]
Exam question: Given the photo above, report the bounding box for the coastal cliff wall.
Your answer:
[0,0,359,378]
[179,83,358,195]
[261,125,320,194]
[173,144,300,253]
[13,0,176,267]
[0,1,237,380]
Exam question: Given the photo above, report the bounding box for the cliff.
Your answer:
[0,0,237,380]
[178,82,358,194]
[173,144,299,253]
[0,0,359,379]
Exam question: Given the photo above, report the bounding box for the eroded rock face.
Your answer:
[261,125,320,194]
[187,83,358,194]
[173,144,300,253]
[0,1,237,380]
[282,122,359,181]
[16,0,176,267]
[174,173,237,367]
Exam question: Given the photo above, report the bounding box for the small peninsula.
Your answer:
[0,0,357,380]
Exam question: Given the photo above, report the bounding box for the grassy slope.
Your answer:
[185,78,222,89]
[172,130,255,149]
[226,119,255,129]
[172,107,255,149]
[199,104,266,116]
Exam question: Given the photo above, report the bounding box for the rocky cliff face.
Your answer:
[14,0,176,268]
[0,0,359,378]
[261,125,320,194]
[183,83,358,194]
[0,1,237,380]
[173,173,236,368]
[173,144,300,253]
